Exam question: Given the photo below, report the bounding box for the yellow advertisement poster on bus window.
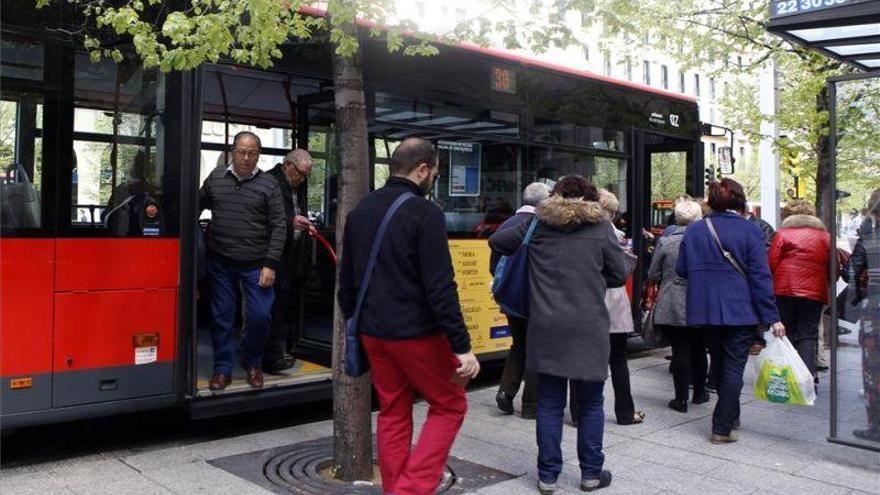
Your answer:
[448,239,512,356]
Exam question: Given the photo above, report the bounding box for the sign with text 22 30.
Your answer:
[773,0,852,18]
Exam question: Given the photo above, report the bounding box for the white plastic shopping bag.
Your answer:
[753,331,816,406]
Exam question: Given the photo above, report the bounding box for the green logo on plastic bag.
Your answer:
[755,361,808,405]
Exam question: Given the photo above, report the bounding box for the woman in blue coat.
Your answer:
[676,179,786,444]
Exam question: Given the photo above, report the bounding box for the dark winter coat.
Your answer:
[337,177,471,354]
[768,214,831,304]
[488,195,628,382]
[647,225,689,327]
[268,164,308,288]
[675,211,780,327]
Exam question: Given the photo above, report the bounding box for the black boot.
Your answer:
[668,399,688,413]
[495,391,514,415]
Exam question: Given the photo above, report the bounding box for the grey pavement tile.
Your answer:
[685,435,813,474]
[706,461,853,495]
[458,414,539,455]
[613,457,744,495]
[0,471,71,495]
[66,473,175,495]
[793,459,880,493]
[120,445,203,472]
[605,439,733,475]
[449,434,533,477]
[141,460,274,495]
[47,459,141,485]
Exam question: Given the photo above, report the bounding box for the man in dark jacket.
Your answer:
[263,149,312,373]
[199,131,286,390]
[338,138,479,495]
[491,182,550,419]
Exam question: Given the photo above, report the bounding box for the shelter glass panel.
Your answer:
[832,75,880,450]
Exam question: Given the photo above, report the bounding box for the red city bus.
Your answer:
[1,5,704,429]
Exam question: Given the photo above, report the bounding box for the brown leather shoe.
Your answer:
[209,373,231,391]
[244,366,264,388]
[710,433,738,444]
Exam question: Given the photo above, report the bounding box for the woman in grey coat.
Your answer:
[647,200,708,413]
[489,176,627,494]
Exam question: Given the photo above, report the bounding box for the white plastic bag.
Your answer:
[753,331,816,406]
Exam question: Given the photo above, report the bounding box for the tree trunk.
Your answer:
[330,22,374,483]
[815,81,834,229]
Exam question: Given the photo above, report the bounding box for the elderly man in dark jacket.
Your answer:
[490,175,627,494]
[491,182,551,419]
[263,149,313,373]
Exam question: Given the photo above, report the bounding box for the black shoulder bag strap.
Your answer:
[705,217,749,280]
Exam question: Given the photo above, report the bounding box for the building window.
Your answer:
[626,59,633,81]
[711,143,717,155]
[737,56,743,69]
[679,71,686,93]
[604,51,612,76]
[709,108,715,123]
[416,1,425,17]
[582,44,590,61]
[740,146,745,158]
[661,65,669,89]
[710,78,716,99]
[694,74,701,97]
[643,32,650,44]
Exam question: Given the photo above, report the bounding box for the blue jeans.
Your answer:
[707,325,753,435]
[536,374,605,483]
[208,258,275,375]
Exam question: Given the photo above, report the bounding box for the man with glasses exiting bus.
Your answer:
[199,131,287,390]
[263,149,313,374]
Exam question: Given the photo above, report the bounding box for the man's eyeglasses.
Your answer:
[285,160,310,177]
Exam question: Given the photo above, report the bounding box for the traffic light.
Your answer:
[705,166,716,184]
[781,149,804,199]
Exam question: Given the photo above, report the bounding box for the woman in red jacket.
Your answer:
[768,200,831,380]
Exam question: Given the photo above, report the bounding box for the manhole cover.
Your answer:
[209,436,515,494]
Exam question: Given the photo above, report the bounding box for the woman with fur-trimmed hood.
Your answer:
[768,200,831,380]
[489,175,627,494]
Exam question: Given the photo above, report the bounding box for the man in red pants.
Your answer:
[338,138,480,495]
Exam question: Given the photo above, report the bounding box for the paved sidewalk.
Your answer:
[2,348,878,495]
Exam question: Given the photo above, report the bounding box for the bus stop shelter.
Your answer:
[768,0,880,452]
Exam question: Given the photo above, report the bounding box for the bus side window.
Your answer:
[68,53,177,237]
[0,96,44,234]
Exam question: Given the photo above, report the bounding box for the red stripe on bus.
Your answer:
[297,5,697,104]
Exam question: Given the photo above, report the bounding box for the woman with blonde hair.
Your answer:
[597,189,643,425]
